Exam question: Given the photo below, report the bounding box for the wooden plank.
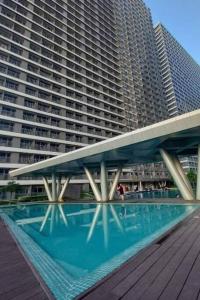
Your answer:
[110,219,197,300]
[179,251,200,300]
[78,244,159,300]
[11,286,44,300]
[0,275,35,295]
[123,220,200,300]
[158,227,200,300]
[1,281,39,300]
[0,218,53,300]
[29,291,50,300]
[78,213,195,300]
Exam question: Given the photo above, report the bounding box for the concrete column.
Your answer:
[109,168,122,201]
[57,176,62,196]
[160,149,194,201]
[139,181,143,191]
[52,173,57,202]
[58,177,70,202]
[197,145,200,200]
[173,155,194,197]
[100,161,108,201]
[43,177,53,202]
[84,167,102,201]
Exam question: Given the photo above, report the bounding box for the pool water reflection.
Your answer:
[3,203,198,280]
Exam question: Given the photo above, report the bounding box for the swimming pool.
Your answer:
[126,189,180,199]
[0,203,199,300]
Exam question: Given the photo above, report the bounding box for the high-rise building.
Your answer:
[113,0,168,185]
[114,0,167,130]
[155,23,200,118]
[0,0,127,196]
[0,0,168,198]
[155,23,200,172]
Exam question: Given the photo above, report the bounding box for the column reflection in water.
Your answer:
[40,204,68,234]
[87,204,124,249]
[6,203,197,279]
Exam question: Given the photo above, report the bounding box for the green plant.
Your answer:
[187,170,197,186]
[0,181,21,200]
[18,194,47,202]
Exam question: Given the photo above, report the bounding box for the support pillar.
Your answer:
[43,177,53,202]
[57,176,62,196]
[109,168,122,201]
[52,172,57,202]
[197,145,200,200]
[139,181,143,192]
[100,161,108,202]
[160,149,194,201]
[58,177,70,202]
[173,155,194,197]
[84,167,102,202]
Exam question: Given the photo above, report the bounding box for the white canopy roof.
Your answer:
[10,109,200,178]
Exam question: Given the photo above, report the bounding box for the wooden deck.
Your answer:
[2,208,200,300]
[0,218,53,300]
[77,208,200,300]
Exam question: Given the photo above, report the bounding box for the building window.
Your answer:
[20,139,32,149]
[0,137,12,147]
[0,106,15,117]
[5,80,18,90]
[0,152,10,162]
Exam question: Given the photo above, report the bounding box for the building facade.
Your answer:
[155,23,200,172]
[155,23,200,118]
[0,0,168,198]
[113,0,169,186]
[114,0,167,130]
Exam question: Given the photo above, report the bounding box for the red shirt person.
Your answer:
[117,183,125,201]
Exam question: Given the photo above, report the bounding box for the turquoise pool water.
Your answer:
[1,203,199,299]
[126,189,180,199]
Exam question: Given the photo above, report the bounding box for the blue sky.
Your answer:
[143,0,200,65]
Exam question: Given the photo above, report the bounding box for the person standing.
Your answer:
[117,183,125,201]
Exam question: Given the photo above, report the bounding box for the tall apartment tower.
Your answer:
[114,0,167,130]
[0,0,127,195]
[155,23,200,171]
[113,0,168,184]
[0,0,167,197]
[155,23,200,117]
